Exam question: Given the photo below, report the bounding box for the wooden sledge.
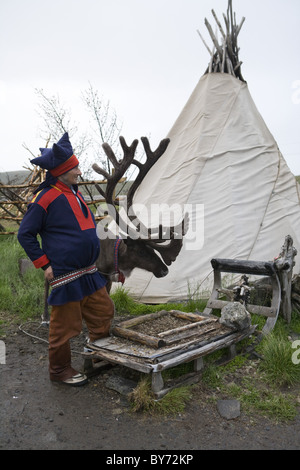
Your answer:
[83,258,281,398]
[203,258,281,334]
[84,309,256,398]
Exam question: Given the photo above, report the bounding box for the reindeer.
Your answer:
[92,136,188,293]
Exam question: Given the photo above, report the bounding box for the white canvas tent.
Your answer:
[121,4,300,303]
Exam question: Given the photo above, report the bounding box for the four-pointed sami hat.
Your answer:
[31,132,79,177]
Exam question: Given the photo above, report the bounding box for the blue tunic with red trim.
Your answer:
[17,180,107,305]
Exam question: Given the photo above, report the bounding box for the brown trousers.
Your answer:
[49,286,114,382]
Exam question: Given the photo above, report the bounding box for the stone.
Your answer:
[217,399,240,420]
[18,258,34,275]
[219,301,251,331]
[43,431,58,443]
[105,375,137,396]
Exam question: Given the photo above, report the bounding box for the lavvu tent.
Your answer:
[121,2,300,303]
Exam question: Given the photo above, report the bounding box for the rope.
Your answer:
[18,321,85,355]
[19,321,49,344]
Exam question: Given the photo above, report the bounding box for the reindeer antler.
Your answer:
[144,213,189,265]
[92,136,138,204]
[127,136,170,208]
[93,136,188,252]
[93,136,189,279]
[92,136,171,236]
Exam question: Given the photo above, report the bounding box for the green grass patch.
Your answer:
[110,285,207,317]
[201,364,224,389]
[129,377,192,415]
[0,319,5,337]
[0,236,45,321]
[200,343,300,422]
[258,333,300,387]
[227,377,298,422]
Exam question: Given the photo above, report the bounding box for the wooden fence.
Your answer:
[0,171,126,235]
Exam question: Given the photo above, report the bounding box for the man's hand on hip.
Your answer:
[44,266,54,282]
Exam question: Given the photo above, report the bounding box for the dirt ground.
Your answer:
[1,317,300,452]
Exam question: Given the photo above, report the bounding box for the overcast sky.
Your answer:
[1,0,300,175]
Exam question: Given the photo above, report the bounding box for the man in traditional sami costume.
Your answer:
[18,133,114,386]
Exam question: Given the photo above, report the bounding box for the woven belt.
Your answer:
[49,264,97,289]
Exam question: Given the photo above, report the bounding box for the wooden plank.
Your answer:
[211,258,275,276]
[88,339,136,354]
[152,372,164,393]
[88,333,214,360]
[152,326,256,372]
[86,348,153,373]
[0,231,18,235]
[115,310,208,334]
[112,326,167,349]
[206,299,276,317]
[153,372,203,399]
[87,336,159,358]
[0,200,28,205]
[0,178,126,189]
[169,310,206,322]
[88,323,234,362]
[152,328,235,363]
[162,326,219,345]
[116,310,169,329]
[158,318,217,338]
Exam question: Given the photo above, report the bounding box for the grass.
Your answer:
[192,314,300,422]
[1,235,300,420]
[243,382,296,421]
[0,319,5,337]
[200,358,299,422]
[110,285,207,317]
[258,332,300,387]
[129,377,192,415]
[0,235,45,321]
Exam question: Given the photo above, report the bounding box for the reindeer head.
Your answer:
[92,136,188,286]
